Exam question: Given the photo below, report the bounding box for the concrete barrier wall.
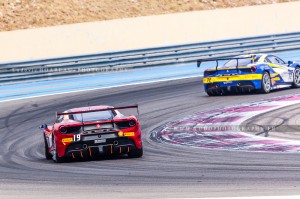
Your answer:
[1,1,300,63]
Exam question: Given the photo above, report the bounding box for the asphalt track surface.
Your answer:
[1,77,300,199]
[243,103,300,141]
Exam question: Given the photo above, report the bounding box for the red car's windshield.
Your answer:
[72,110,114,122]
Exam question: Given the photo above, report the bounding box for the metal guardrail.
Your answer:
[1,32,300,84]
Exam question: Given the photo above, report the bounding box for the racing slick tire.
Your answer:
[53,152,65,163]
[292,67,300,88]
[44,135,52,160]
[258,71,271,94]
[53,138,65,163]
[128,147,143,158]
[206,90,215,96]
[206,88,227,96]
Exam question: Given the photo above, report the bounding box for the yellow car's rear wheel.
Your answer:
[258,72,271,94]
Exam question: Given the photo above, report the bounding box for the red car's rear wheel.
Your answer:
[128,147,143,158]
[44,135,52,160]
[53,137,65,163]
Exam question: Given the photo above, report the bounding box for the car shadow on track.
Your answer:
[203,87,292,97]
[40,154,140,164]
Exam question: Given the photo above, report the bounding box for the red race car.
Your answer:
[40,105,143,163]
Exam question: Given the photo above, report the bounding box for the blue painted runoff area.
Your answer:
[0,51,299,103]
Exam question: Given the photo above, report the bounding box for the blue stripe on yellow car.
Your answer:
[203,74,262,84]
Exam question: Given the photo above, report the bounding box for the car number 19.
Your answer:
[73,134,81,142]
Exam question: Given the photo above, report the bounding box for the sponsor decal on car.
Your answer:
[62,137,73,145]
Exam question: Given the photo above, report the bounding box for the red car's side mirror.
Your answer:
[39,124,48,130]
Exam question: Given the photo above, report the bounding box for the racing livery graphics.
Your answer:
[197,54,300,96]
[40,105,143,163]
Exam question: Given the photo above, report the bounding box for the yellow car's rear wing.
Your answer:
[197,56,255,71]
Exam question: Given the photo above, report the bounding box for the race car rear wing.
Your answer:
[56,105,139,132]
[196,56,255,71]
[56,105,139,116]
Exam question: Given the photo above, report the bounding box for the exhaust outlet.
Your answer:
[113,140,119,146]
[83,144,88,149]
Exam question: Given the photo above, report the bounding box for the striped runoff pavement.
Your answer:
[151,94,300,153]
